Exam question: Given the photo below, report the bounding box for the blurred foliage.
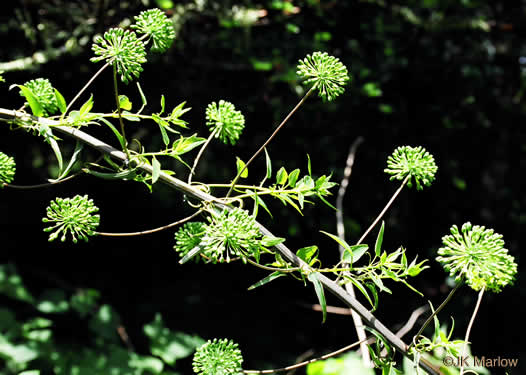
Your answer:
[0,264,202,374]
[1,0,524,373]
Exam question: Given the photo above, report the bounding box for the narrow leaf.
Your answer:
[17,85,43,117]
[347,278,374,309]
[307,154,312,176]
[50,141,83,182]
[152,157,161,184]
[54,89,67,114]
[79,94,94,116]
[342,244,369,265]
[248,271,285,290]
[308,272,327,323]
[375,221,385,257]
[97,117,126,150]
[236,157,248,178]
[179,246,205,264]
[160,95,166,114]
[264,148,272,179]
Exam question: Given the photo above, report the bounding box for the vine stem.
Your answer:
[226,85,317,198]
[409,282,461,350]
[0,108,442,375]
[356,174,409,245]
[243,337,369,374]
[3,173,79,189]
[188,128,218,184]
[96,209,202,237]
[459,287,485,375]
[335,136,371,367]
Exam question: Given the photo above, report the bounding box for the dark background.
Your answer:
[1,0,524,374]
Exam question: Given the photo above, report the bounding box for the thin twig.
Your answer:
[356,174,409,245]
[243,337,369,374]
[226,85,317,198]
[63,61,110,118]
[460,287,485,375]
[334,136,370,366]
[96,210,203,237]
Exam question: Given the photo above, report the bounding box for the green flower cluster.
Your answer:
[22,78,59,116]
[193,338,243,375]
[91,8,176,83]
[206,100,245,145]
[384,146,437,190]
[0,151,16,186]
[132,8,176,53]
[436,222,517,292]
[91,28,147,84]
[297,51,350,101]
[174,222,206,260]
[174,208,262,263]
[42,195,100,243]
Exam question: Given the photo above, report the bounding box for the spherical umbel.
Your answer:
[193,338,243,375]
[205,100,245,145]
[132,8,176,53]
[296,51,350,101]
[384,145,438,190]
[42,195,100,243]
[0,152,16,186]
[436,222,517,292]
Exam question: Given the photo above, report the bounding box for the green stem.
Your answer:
[243,337,369,374]
[409,282,461,350]
[356,174,409,245]
[188,128,218,184]
[459,287,485,375]
[61,61,111,121]
[112,64,130,160]
[96,210,203,237]
[244,257,300,273]
[226,85,317,198]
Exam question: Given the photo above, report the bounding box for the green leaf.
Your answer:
[347,278,375,309]
[306,352,375,375]
[236,157,248,178]
[307,272,326,323]
[250,59,273,71]
[342,244,369,265]
[136,82,147,111]
[152,113,170,146]
[276,167,288,185]
[129,354,164,374]
[152,157,161,184]
[288,168,300,187]
[54,88,67,114]
[307,154,312,176]
[160,94,166,114]
[320,231,352,256]
[366,282,379,311]
[248,271,285,290]
[95,117,126,150]
[50,141,84,182]
[16,84,44,116]
[375,221,385,257]
[296,245,318,264]
[261,236,285,247]
[370,274,391,294]
[79,94,94,116]
[144,314,204,365]
[172,134,206,155]
[118,95,132,110]
[264,148,272,179]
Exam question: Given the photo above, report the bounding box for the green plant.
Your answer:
[193,338,243,375]
[0,151,16,186]
[0,6,518,375]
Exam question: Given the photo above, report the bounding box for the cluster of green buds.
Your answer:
[193,338,243,375]
[436,222,517,292]
[0,151,16,186]
[42,195,100,243]
[384,145,438,190]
